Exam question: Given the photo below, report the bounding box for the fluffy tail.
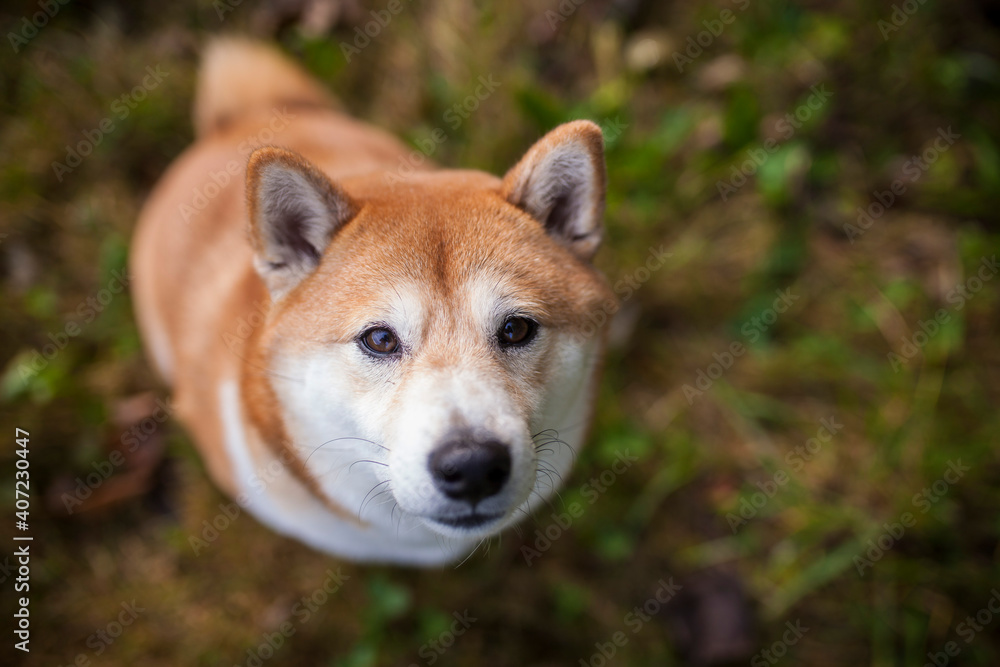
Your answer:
[193,37,334,137]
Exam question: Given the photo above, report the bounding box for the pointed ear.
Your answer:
[500,120,607,260]
[246,147,358,299]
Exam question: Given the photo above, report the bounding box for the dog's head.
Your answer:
[244,121,614,543]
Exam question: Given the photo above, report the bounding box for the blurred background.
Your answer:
[1,0,999,665]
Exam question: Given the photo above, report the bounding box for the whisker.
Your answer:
[244,365,306,385]
[453,537,487,569]
[395,499,405,537]
[535,438,576,457]
[305,436,388,464]
[534,458,566,504]
[531,428,579,459]
[358,479,390,522]
[369,489,394,514]
[528,486,558,515]
[536,471,558,497]
[536,459,564,484]
[348,459,388,473]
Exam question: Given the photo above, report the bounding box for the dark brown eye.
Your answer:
[361,327,399,355]
[498,317,537,347]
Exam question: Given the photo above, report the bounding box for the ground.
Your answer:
[1,0,999,665]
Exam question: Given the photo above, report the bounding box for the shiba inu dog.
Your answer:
[130,39,614,565]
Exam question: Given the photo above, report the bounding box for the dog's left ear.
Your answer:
[501,120,606,261]
[246,147,358,300]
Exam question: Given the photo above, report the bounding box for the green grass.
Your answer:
[1,0,999,665]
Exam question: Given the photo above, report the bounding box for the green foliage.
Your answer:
[1,0,998,665]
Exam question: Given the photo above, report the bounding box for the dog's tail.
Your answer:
[193,37,334,138]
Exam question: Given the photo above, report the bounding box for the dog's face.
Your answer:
[245,122,613,542]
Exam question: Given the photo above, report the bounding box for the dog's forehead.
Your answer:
[282,174,611,340]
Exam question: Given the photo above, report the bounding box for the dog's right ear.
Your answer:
[501,120,606,261]
[246,147,357,300]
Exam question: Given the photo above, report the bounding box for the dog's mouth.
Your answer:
[426,511,505,531]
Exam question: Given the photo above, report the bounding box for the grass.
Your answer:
[1,0,999,665]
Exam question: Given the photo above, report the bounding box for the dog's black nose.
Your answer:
[429,440,511,504]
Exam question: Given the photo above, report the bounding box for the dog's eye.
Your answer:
[361,327,399,355]
[498,317,537,347]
